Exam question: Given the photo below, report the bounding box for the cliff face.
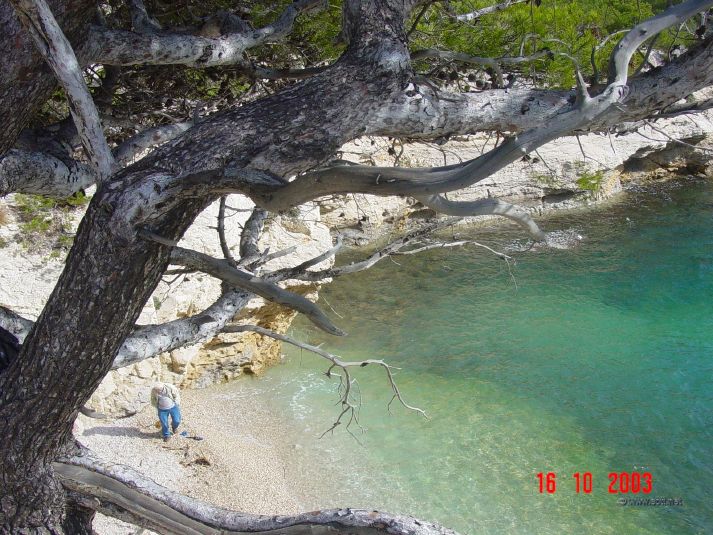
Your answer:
[0,196,333,415]
[2,105,712,416]
[322,106,713,243]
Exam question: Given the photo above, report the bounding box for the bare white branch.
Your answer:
[138,231,345,336]
[271,220,460,283]
[268,236,343,280]
[394,239,510,258]
[414,194,546,241]
[590,29,629,84]
[255,245,299,267]
[55,449,458,535]
[607,0,713,85]
[642,119,713,152]
[10,0,115,180]
[85,0,326,67]
[224,324,428,431]
[454,0,528,22]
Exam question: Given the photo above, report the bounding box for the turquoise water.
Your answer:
[234,178,713,534]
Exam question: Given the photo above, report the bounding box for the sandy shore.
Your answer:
[78,381,316,534]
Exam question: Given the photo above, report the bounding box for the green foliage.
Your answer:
[59,191,91,208]
[13,192,91,254]
[534,165,604,191]
[533,173,562,189]
[575,169,605,191]
[289,2,345,64]
[182,68,223,99]
[410,0,682,88]
[36,0,692,145]
[35,86,70,127]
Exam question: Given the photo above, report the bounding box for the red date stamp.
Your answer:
[536,472,653,494]
[608,471,653,494]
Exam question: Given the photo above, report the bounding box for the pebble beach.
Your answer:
[77,381,313,534]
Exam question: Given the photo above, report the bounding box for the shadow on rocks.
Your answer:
[83,425,159,440]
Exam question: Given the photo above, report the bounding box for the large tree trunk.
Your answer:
[0,1,410,531]
[0,183,210,531]
[2,0,712,532]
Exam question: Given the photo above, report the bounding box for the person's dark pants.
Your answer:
[158,405,181,438]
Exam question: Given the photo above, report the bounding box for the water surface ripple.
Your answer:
[230,178,713,535]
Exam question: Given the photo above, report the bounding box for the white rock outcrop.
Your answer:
[0,195,334,415]
[2,102,712,415]
[325,106,713,241]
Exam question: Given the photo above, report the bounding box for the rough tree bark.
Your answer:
[1,0,713,533]
[0,0,412,532]
[0,0,95,155]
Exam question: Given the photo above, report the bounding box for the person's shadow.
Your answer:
[82,425,159,440]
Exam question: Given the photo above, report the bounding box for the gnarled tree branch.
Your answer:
[55,449,458,535]
[134,226,345,337]
[411,48,552,87]
[10,0,115,180]
[238,208,268,266]
[111,288,251,370]
[375,34,713,141]
[246,1,713,215]
[1,291,251,371]
[0,148,97,196]
[114,122,192,167]
[84,0,325,67]
[414,194,546,241]
[167,244,345,336]
[1,120,191,196]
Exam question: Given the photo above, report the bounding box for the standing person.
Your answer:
[150,382,181,442]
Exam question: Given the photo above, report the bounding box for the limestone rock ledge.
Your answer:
[0,196,332,416]
[2,97,713,415]
[323,103,713,243]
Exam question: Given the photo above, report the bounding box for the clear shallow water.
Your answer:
[231,179,713,534]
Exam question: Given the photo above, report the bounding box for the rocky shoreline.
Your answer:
[78,382,314,534]
[77,175,713,534]
[2,104,713,533]
[2,102,713,420]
